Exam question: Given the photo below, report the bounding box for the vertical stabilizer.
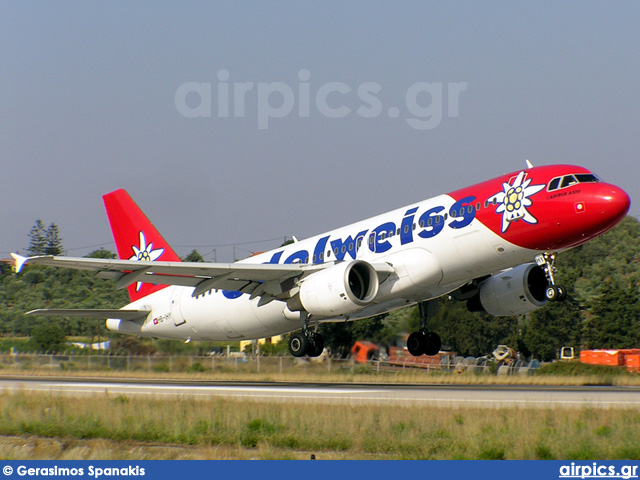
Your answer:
[103,189,181,302]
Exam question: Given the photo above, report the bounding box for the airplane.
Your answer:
[13,162,630,358]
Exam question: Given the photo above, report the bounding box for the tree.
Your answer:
[110,336,157,355]
[432,299,518,357]
[86,248,116,259]
[44,223,63,255]
[183,249,204,262]
[27,219,47,256]
[523,293,582,361]
[29,322,67,352]
[582,279,640,349]
[26,220,64,256]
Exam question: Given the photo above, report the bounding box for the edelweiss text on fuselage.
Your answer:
[265,196,477,265]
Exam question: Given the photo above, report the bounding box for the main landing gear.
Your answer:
[288,322,325,358]
[535,253,567,302]
[407,300,442,357]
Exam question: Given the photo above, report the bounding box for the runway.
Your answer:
[2,376,640,408]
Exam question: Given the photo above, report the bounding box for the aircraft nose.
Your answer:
[593,184,631,225]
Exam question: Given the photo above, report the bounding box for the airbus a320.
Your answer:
[13,162,630,357]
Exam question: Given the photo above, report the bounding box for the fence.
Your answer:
[0,352,538,376]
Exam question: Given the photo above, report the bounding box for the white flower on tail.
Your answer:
[129,231,164,291]
[488,171,545,233]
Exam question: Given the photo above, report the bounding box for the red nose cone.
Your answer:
[595,185,631,228]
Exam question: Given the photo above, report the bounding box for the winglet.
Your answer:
[11,253,29,274]
[525,159,534,169]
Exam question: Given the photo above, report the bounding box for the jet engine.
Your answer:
[467,263,548,316]
[287,260,379,317]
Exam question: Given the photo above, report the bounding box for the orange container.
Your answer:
[625,354,640,371]
[580,350,625,366]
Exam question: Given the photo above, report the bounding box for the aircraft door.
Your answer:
[171,287,186,326]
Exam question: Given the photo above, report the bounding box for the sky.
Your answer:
[2,2,639,262]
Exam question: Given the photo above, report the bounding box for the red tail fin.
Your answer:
[103,189,181,302]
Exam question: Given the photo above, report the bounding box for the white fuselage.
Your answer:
[107,192,537,341]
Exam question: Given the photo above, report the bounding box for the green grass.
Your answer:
[2,392,640,460]
[537,361,635,377]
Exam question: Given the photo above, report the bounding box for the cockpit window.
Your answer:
[561,175,578,188]
[547,173,600,192]
[575,173,599,183]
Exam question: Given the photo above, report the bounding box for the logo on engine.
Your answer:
[129,231,164,291]
[488,171,545,233]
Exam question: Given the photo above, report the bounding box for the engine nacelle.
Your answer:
[468,263,548,316]
[288,260,379,317]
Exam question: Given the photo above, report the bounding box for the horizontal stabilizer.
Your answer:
[27,308,151,321]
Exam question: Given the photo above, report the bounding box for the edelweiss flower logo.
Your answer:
[488,171,545,233]
[129,231,164,291]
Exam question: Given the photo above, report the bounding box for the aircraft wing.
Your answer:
[11,254,334,299]
[27,308,151,321]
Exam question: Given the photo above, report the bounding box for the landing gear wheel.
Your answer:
[408,300,443,357]
[288,333,309,357]
[556,285,567,302]
[307,333,325,357]
[407,331,425,356]
[545,285,566,302]
[545,285,559,301]
[407,331,442,357]
[424,331,442,356]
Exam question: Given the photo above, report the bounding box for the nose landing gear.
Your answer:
[535,253,567,302]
